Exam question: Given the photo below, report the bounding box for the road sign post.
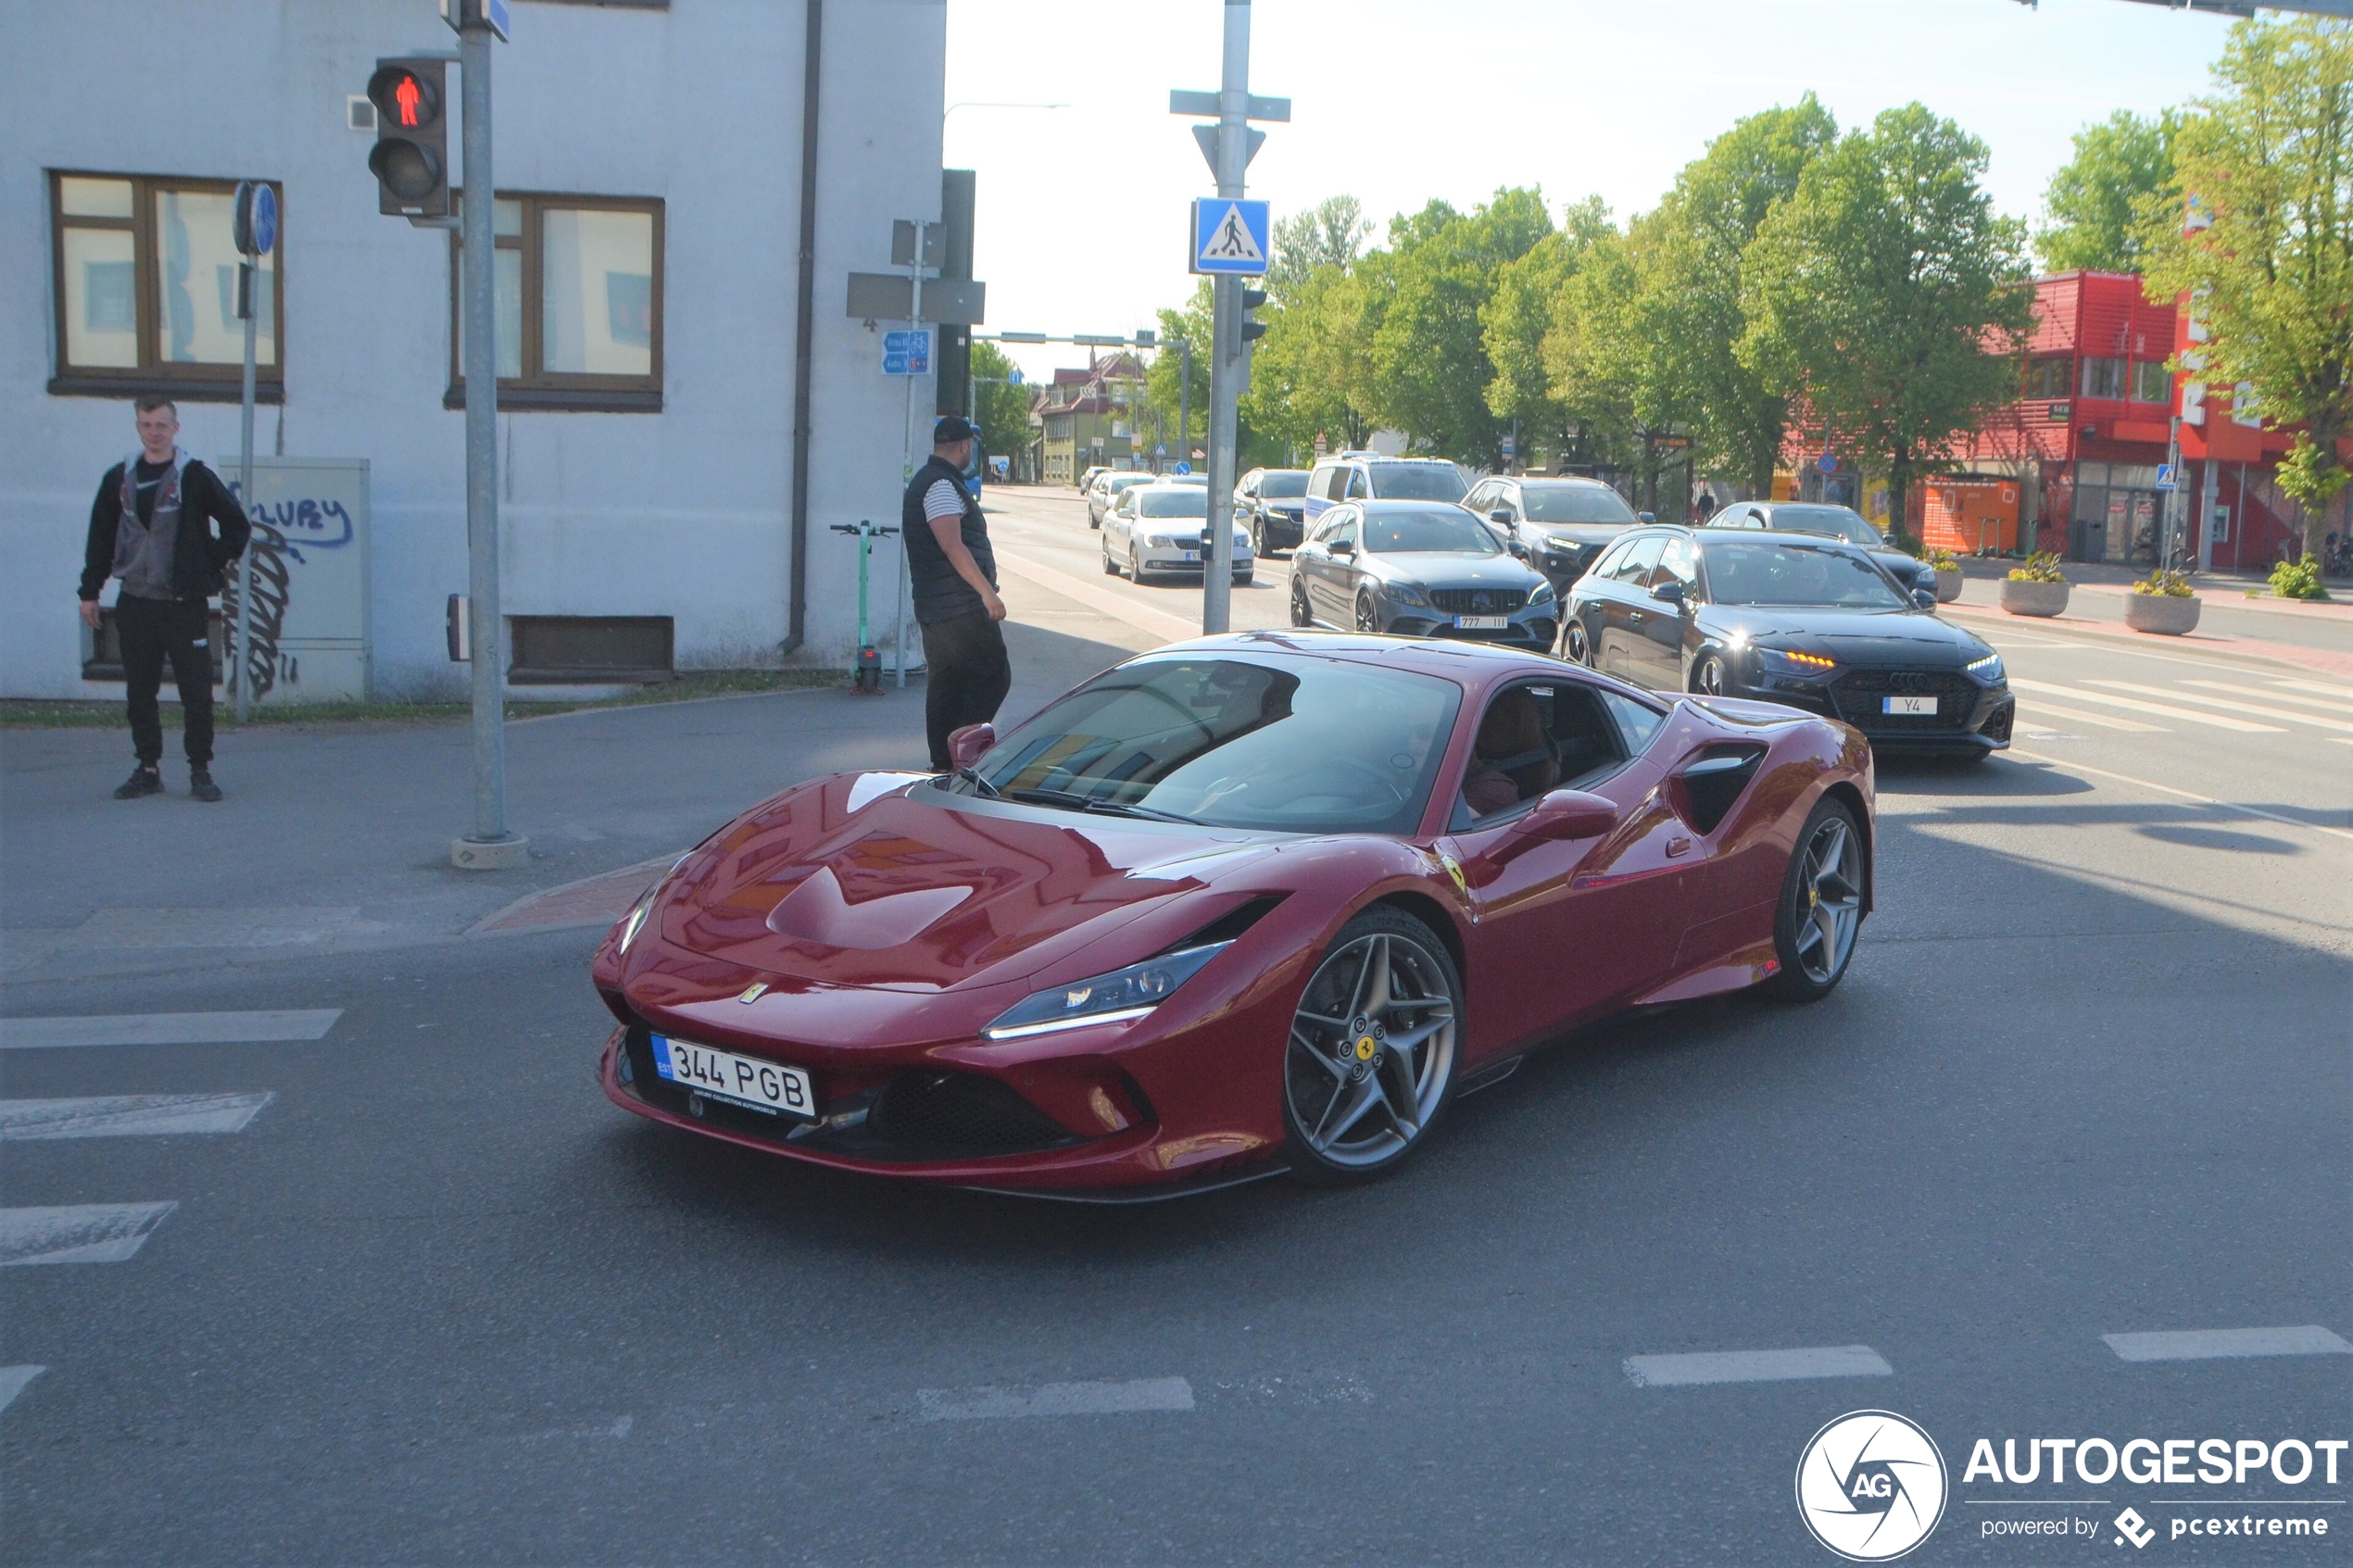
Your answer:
[228,182,274,723]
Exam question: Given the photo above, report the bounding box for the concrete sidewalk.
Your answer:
[0,616,1139,985]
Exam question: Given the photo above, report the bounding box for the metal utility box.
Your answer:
[215,457,371,703]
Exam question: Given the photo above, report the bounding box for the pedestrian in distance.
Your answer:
[78,396,252,802]
[902,414,1012,771]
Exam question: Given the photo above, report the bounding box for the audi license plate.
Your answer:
[1881,695,1938,716]
[651,1035,814,1118]
[1454,615,1510,631]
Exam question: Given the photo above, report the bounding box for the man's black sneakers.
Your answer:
[114,767,164,800]
[189,769,224,803]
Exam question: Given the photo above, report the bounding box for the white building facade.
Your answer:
[4,0,947,699]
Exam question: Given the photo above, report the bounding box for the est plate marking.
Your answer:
[1882,695,1937,715]
[651,1035,813,1117]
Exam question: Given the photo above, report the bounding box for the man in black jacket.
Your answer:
[901,415,1011,771]
[78,396,252,801]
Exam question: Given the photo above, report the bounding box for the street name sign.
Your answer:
[1191,199,1270,275]
[882,329,932,376]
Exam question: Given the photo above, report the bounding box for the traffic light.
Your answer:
[1239,288,1269,344]
[366,58,449,218]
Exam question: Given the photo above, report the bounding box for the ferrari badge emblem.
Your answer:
[737,982,769,1004]
[1355,1035,1378,1061]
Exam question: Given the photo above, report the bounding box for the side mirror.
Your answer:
[1638,511,1656,523]
[1523,787,1621,841]
[1507,539,1530,559]
[1489,508,1514,526]
[1911,588,1938,611]
[1650,580,1686,607]
[1331,539,1356,558]
[947,722,995,771]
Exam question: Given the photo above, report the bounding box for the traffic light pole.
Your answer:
[1201,0,1253,638]
[451,15,524,869]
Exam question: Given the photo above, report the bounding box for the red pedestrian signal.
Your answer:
[365,58,449,218]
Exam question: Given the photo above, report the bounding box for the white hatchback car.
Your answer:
[1101,483,1253,585]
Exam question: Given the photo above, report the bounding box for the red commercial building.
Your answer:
[1963,270,2338,571]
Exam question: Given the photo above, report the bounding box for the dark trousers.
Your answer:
[918,608,1012,770]
[116,595,214,767]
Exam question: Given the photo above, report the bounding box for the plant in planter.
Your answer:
[2270,557,2332,601]
[2125,568,2202,634]
[2000,551,2070,618]
[1926,547,1963,603]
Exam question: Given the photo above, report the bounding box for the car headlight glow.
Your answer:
[1761,647,1837,672]
[1967,652,2005,680]
[982,942,1232,1040]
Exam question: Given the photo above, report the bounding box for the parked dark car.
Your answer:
[1465,474,1642,591]
[1705,501,1933,596]
[1237,468,1313,555]
[1289,500,1557,650]
[1561,526,2014,759]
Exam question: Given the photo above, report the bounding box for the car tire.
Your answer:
[1130,545,1151,585]
[1767,795,1866,1001]
[1290,579,1313,628]
[1251,515,1266,558]
[1282,905,1463,1185]
[1563,618,1592,666]
[1101,538,1118,575]
[1234,569,1253,587]
[1690,652,1727,696]
[1355,594,1379,634]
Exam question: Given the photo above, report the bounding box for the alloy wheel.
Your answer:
[1285,930,1457,1171]
[1692,654,1726,696]
[1355,594,1378,633]
[1564,620,1591,666]
[1290,581,1313,628]
[1791,814,1862,985]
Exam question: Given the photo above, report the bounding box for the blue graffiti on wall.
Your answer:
[239,496,354,565]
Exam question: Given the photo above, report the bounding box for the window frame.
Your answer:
[447,190,665,413]
[47,169,288,403]
[2132,359,2172,405]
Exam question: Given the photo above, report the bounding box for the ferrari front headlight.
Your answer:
[982,943,1231,1040]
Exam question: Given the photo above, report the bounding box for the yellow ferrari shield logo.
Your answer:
[1355,1035,1377,1061]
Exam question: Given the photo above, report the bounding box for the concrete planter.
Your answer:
[1933,566,1964,603]
[2000,579,2070,618]
[2125,592,2201,635]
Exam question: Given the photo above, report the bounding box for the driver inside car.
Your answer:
[1460,687,1562,819]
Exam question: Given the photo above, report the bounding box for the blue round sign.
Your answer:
[1175,461,1192,475]
[233,182,277,257]
[253,185,277,255]
[1818,451,1838,475]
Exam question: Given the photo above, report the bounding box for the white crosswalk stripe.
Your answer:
[0,1010,341,1049]
[0,1202,178,1266]
[2179,679,2353,715]
[2015,700,2167,733]
[0,1093,272,1141]
[2083,680,2353,734]
[2006,678,2287,732]
[2103,1326,2351,1362]
[1624,1345,1893,1386]
[2267,677,2353,702]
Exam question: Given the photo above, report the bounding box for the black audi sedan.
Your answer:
[1562,525,2014,759]
[1289,500,1558,649]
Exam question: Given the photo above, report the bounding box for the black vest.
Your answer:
[901,456,996,623]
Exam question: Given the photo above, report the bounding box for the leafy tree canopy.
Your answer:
[2038,109,2178,273]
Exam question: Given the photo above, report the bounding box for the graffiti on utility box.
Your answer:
[216,458,371,704]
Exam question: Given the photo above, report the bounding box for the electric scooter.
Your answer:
[830,519,898,695]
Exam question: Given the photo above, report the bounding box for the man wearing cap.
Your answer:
[901,414,1011,771]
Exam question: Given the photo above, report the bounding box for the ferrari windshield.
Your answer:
[1700,540,1910,609]
[1365,509,1502,555]
[1368,463,1468,502]
[966,656,1461,835]
[1768,506,1882,546]
[1523,484,1638,525]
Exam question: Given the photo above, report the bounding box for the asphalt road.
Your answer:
[5,491,2347,1564]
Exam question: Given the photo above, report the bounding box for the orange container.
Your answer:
[1922,478,2020,553]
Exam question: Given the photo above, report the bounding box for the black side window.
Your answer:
[1451,681,1631,830]
[1599,690,1667,754]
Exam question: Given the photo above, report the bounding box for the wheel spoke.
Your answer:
[1325,1078,1386,1143]
[1297,1010,1352,1029]
[1312,1076,1378,1147]
[1291,1026,1351,1083]
[1386,1015,1449,1055]
[1373,1052,1420,1139]
[1793,915,1824,955]
[1348,936,1390,1020]
[1810,902,1839,960]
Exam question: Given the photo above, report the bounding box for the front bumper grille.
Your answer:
[1829,670,1982,734]
[1429,587,1529,614]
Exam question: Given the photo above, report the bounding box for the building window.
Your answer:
[2132,359,2171,404]
[2025,358,2070,401]
[510,616,673,684]
[449,193,662,412]
[47,171,285,402]
[2079,358,2127,400]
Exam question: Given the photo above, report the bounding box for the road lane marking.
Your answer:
[2082,680,2353,734]
[991,546,1203,644]
[2267,676,2353,700]
[917,1376,1196,1421]
[0,1010,342,1049]
[0,1202,178,1266]
[2007,748,2353,844]
[2015,700,2167,733]
[1623,1345,1893,1387]
[0,1367,44,1415]
[2176,679,2353,714]
[0,1093,272,1141]
[2102,1326,2351,1362]
[2006,678,2286,732]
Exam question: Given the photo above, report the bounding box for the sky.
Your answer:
[942,0,2243,387]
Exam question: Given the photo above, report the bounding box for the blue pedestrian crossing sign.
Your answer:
[2155,463,2178,491]
[1191,198,1270,276]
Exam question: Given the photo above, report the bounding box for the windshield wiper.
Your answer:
[1004,786,1200,825]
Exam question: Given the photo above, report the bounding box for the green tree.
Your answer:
[1368,187,1554,464]
[1145,281,1214,458]
[1266,194,1369,303]
[2038,110,2178,273]
[1740,104,2033,542]
[967,340,1031,465]
[1481,195,1616,456]
[1643,95,1838,496]
[2141,16,2353,561]
[1542,214,1692,509]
